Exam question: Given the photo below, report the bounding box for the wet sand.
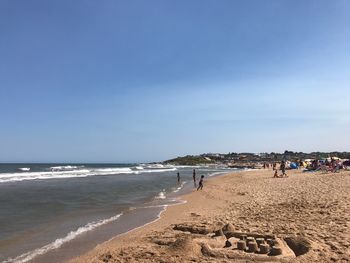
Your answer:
[69,169,350,262]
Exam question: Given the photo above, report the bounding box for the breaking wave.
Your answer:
[0,166,178,184]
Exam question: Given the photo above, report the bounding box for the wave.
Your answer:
[154,190,166,200]
[208,171,228,177]
[95,168,133,173]
[0,166,178,184]
[172,165,206,168]
[172,181,186,193]
[50,165,83,170]
[144,164,167,169]
[140,168,177,173]
[144,164,176,169]
[0,169,91,183]
[18,168,30,172]
[2,213,123,263]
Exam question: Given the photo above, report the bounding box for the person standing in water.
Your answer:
[197,175,204,191]
[177,172,180,184]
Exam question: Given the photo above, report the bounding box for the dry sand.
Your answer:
[69,169,350,263]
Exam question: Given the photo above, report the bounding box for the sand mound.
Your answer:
[169,235,201,256]
[173,222,214,234]
[284,236,311,256]
[222,223,235,232]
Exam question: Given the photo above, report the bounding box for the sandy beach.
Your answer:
[69,169,350,263]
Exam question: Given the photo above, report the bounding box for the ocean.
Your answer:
[0,163,239,262]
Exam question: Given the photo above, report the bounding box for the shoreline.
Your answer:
[67,169,250,262]
[63,171,233,262]
[68,169,350,263]
[23,170,235,263]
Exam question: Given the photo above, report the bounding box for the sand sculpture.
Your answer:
[171,222,311,261]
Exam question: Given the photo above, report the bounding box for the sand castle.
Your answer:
[171,222,312,261]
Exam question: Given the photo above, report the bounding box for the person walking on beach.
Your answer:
[193,169,196,186]
[177,172,180,184]
[273,163,277,170]
[197,175,204,191]
[280,160,286,177]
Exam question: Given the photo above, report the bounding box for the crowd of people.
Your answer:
[177,158,348,187]
[310,158,347,173]
[263,157,350,178]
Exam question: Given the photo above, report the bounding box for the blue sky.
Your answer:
[1,0,350,162]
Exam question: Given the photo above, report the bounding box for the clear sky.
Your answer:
[1,1,350,163]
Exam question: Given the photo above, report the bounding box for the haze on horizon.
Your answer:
[1,1,349,163]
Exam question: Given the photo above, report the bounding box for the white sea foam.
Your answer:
[0,166,177,184]
[95,168,133,173]
[145,164,175,169]
[2,213,123,263]
[18,168,30,171]
[155,190,166,199]
[173,165,204,168]
[173,181,186,193]
[50,165,82,170]
[140,168,177,173]
[145,164,166,169]
[0,169,91,183]
[208,172,227,177]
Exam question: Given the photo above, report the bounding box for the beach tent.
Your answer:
[290,162,298,169]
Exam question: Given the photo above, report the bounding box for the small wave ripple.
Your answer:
[2,213,123,263]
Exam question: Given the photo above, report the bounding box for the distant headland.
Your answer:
[163,151,350,167]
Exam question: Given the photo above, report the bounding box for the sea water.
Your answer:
[0,163,238,262]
